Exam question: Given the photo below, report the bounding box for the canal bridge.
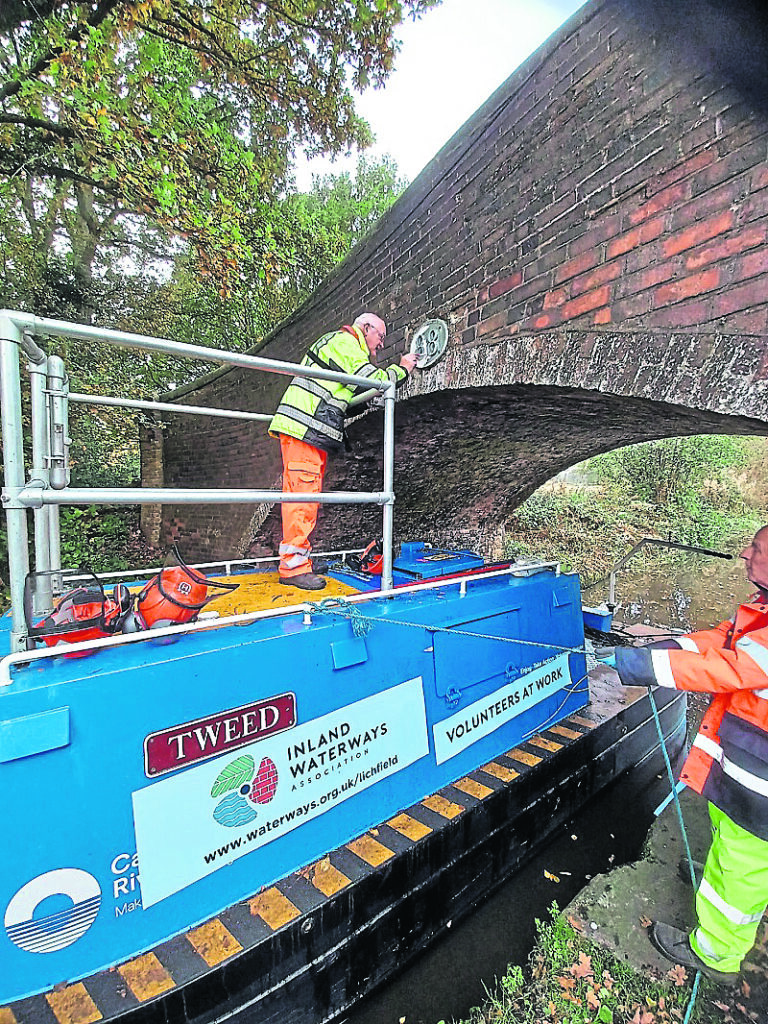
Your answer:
[150,0,768,559]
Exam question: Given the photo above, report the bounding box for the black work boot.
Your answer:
[279,573,327,591]
[649,922,739,984]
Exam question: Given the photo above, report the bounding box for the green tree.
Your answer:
[303,154,408,250]
[0,0,438,289]
[159,154,409,355]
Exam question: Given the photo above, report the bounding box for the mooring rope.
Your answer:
[307,598,588,655]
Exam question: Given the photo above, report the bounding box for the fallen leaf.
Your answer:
[602,970,615,990]
[567,914,585,933]
[569,952,594,979]
[640,914,652,928]
[586,988,600,1010]
[557,975,576,992]
[629,1010,656,1024]
[667,964,688,986]
[741,979,751,997]
[544,869,560,883]
[714,1001,730,1011]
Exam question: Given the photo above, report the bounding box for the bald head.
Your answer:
[354,312,387,358]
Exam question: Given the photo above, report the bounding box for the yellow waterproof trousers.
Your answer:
[690,803,768,973]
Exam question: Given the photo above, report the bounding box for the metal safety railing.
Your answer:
[0,563,554,685]
[0,310,400,652]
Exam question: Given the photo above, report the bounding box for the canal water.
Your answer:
[343,549,747,1024]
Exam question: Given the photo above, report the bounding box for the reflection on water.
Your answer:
[606,551,753,633]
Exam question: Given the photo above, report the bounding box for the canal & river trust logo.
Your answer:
[4,868,101,953]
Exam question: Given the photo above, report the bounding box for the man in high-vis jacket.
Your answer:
[269,313,417,591]
[614,526,768,983]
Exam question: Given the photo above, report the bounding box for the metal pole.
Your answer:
[1,311,388,393]
[381,382,396,591]
[16,486,391,507]
[47,355,69,490]
[0,321,31,651]
[68,392,272,422]
[48,494,62,597]
[28,355,53,616]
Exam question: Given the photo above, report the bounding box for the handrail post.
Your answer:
[0,319,31,651]
[28,348,53,617]
[381,381,396,592]
[47,355,69,490]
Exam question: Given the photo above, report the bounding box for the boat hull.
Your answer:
[1,677,685,1024]
[1,566,587,1007]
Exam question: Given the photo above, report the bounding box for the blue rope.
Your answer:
[646,684,701,1021]
[683,970,701,1024]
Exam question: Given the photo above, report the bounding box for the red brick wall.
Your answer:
[155,0,768,560]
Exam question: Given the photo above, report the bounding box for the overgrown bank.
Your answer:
[450,907,743,1024]
[504,435,768,595]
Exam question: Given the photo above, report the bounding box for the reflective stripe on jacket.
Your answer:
[269,325,407,453]
[621,593,768,840]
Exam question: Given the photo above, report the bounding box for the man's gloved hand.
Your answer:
[614,647,657,687]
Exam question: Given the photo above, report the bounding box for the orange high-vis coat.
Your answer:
[649,594,768,840]
[277,435,327,578]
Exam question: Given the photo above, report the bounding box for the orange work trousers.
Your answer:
[278,435,328,578]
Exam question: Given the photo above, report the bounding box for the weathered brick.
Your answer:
[606,216,665,259]
[685,224,766,271]
[628,181,688,226]
[561,285,612,320]
[593,307,612,325]
[554,249,600,285]
[655,268,720,305]
[713,277,768,317]
[663,210,736,257]
[476,310,509,337]
[735,249,768,282]
[488,271,523,300]
[543,287,569,310]
[569,213,623,256]
[571,260,622,294]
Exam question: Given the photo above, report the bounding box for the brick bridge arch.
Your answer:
[153,0,768,560]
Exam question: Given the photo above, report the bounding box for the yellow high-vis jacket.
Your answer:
[269,325,407,453]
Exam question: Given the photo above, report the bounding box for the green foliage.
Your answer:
[590,436,750,507]
[457,907,714,1024]
[506,481,763,588]
[302,154,409,250]
[0,0,438,288]
[151,154,408,355]
[58,507,158,573]
[506,435,768,586]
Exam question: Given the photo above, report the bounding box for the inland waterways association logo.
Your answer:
[210,753,278,827]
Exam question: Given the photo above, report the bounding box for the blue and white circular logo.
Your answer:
[4,868,101,954]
